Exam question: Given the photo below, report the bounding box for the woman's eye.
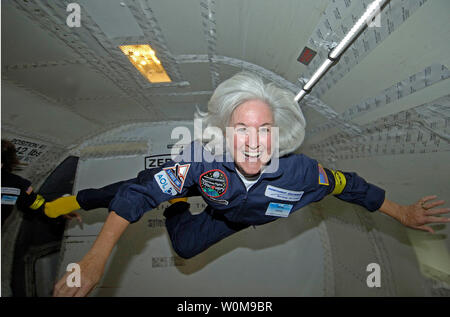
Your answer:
[236,127,247,134]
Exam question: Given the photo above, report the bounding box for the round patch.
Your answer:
[199,169,228,198]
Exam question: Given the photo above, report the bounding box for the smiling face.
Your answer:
[227,99,274,177]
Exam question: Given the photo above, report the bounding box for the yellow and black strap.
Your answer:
[318,163,347,195]
[29,194,46,210]
[329,169,346,195]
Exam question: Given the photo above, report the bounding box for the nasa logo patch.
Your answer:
[199,169,228,198]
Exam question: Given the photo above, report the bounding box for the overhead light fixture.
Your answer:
[119,44,171,83]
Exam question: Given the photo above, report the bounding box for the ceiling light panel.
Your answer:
[120,44,172,83]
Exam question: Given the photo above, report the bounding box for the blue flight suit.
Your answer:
[77,141,385,259]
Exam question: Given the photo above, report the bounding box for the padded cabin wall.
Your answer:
[1,80,95,185]
[298,0,450,295]
[335,152,450,294]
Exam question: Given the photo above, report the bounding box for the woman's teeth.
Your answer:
[244,151,262,158]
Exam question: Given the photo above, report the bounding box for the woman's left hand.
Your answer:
[398,195,450,233]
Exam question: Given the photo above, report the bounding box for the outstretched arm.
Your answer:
[44,179,135,218]
[313,163,450,233]
[53,211,129,297]
[379,195,450,234]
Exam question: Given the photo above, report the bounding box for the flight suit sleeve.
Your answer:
[108,142,202,223]
[10,173,45,212]
[329,169,385,211]
[76,178,136,210]
[304,157,386,212]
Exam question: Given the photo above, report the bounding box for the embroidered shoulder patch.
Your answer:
[154,171,177,196]
[199,169,228,198]
[162,163,190,193]
[318,163,329,186]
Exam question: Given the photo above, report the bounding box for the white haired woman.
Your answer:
[53,72,450,297]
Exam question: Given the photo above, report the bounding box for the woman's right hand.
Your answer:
[53,254,105,297]
[53,211,130,297]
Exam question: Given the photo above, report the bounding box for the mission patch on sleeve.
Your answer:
[318,163,329,186]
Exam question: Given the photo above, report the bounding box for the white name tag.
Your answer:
[264,185,303,202]
[154,171,177,196]
[2,187,21,196]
